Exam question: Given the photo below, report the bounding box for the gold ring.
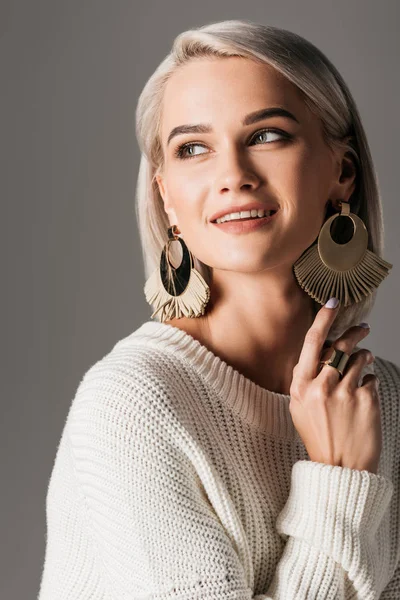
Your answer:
[319,347,350,378]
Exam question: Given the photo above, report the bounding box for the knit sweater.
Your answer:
[38,320,400,600]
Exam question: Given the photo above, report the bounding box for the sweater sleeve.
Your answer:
[40,361,394,599]
[262,460,394,598]
[63,366,259,599]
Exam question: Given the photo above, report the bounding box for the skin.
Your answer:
[155,56,357,396]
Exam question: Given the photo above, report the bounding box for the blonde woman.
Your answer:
[39,20,399,599]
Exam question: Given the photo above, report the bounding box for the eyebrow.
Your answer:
[166,107,300,146]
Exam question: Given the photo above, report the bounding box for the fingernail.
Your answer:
[359,322,370,329]
[324,297,339,309]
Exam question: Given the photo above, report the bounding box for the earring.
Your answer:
[293,200,393,307]
[144,224,211,321]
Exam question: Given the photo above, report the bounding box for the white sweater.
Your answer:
[38,320,400,599]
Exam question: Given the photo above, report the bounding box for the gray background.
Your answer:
[1,1,399,598]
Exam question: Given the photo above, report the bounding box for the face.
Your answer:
[156,56,355,274]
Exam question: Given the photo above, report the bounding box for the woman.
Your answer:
[38,20,400,599]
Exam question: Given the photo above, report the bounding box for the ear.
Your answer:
[155,174,179,226]
[330,144,357,210]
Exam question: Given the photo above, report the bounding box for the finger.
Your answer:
[316,345,343,380]
[359,373,380,395]
[317,362,342,388]
[315,324,371,383]
[316,344,352,389]
[330,323,371,355]
[297,297,341,380]
[339,348,374,390]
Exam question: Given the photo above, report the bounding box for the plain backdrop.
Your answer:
[1,1,399,598]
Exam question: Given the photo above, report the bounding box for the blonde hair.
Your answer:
[135,19,388,339]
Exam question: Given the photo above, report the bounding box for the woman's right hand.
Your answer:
[289,300,382,474]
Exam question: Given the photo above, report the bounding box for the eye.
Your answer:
[250,128,289,145]
[173,128,292,160]
[174,142,208,160]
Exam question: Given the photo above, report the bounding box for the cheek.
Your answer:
[167,167,208,224]
[276,146,331,213]
[168,158,208,184]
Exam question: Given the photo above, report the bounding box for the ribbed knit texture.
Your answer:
[38,320,400,599]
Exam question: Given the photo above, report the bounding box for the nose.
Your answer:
[216,145,261,195]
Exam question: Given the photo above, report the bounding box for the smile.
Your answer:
[211,208,279,234]
[213,208,277,224]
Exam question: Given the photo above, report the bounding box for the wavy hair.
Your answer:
[135,19,388,339]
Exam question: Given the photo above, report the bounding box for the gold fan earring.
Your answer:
[144,224,211,321]
[293,200,393,307]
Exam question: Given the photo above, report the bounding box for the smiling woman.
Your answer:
[38,19,399,600]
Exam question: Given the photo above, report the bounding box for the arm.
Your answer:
[43,364,393,599]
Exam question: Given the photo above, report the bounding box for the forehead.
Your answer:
[160,56,311,138]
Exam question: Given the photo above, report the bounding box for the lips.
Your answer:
[209,202,280,223]
[211,209,279,233]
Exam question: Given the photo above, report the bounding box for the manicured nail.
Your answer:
[359,322,370,328]
[324,297,339,309]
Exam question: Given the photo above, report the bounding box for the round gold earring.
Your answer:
[293,200,393,307]
[144,224,211,321]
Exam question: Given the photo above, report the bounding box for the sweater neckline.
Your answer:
[128,320,304,440]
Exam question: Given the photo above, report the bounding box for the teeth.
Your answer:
[215,209,275,224]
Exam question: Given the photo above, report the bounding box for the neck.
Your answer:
[166,265,319,395]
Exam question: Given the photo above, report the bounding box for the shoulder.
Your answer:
[374,355,400,394]
[373,354,400,421]
[372,354,400,444]
[66,334,193,443]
